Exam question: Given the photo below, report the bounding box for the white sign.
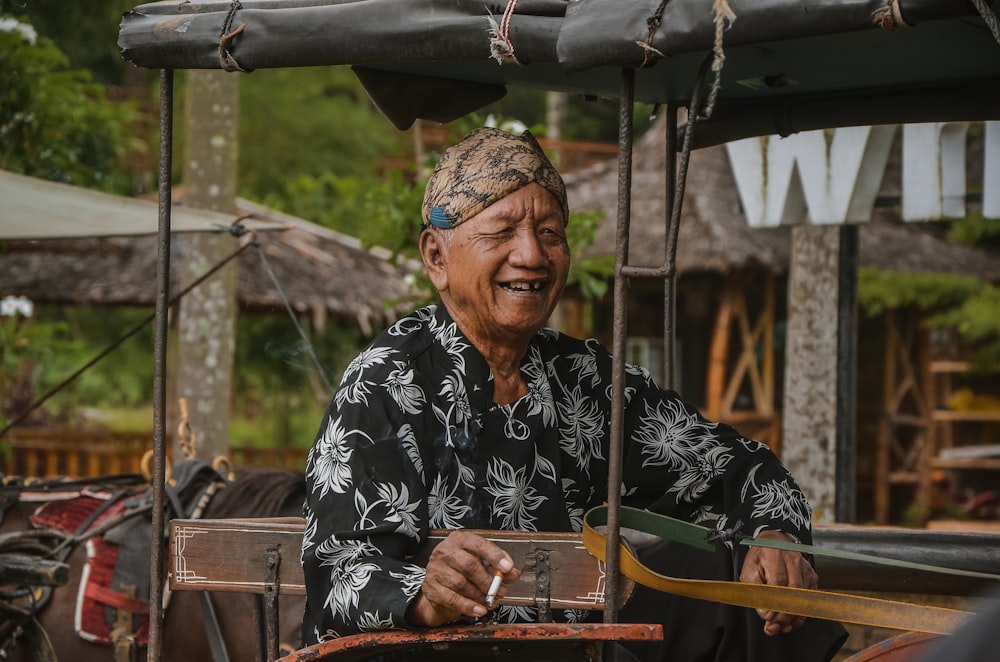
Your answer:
[726,121,1000,226]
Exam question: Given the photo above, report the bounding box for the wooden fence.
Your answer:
[1,428,306,479]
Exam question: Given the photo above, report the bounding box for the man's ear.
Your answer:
[419,229,449,292]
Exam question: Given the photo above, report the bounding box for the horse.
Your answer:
[0,464,307,662]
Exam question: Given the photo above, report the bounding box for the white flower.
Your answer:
[669,445,734,502]
[0,18,37,44]
[428,473,472,529]
[0,295,33,318]
[372,482,422,538]
[356,610,396,632]
[741,464,813,531]
[389,564,426,599]
[557,384,606,473]
[325,558,379,621]
[485,457,545,530]
[385,361,425,415]
[308,415,369,497]
[341,345,394,381]
[633,398,716,470]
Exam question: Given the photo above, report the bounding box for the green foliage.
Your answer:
[0,298,88,427]
[0,16,136,192]
[1,0,136,84]
[566,209,615,299]
[946,213,1000,250]
[925,285,1000,368]
[858,266,1000,369]
[60,307,156,408]
[857,267,983,318]
[233,315,364,446]
[238,67,405,199]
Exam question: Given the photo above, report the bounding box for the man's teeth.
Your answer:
[505,281,543,291]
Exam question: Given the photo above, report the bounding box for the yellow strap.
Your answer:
[582,516,972,635]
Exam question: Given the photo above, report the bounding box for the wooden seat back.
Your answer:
[168,517,633,611]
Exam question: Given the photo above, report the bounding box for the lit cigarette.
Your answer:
[485,570,503,607]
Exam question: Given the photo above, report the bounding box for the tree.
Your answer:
[237,67,406,198]
[1,0,136,84]
[174,70,241,462]
[0,15,135,192]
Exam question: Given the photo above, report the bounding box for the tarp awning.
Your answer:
[0,169,286,240]
[117,0,1000,143]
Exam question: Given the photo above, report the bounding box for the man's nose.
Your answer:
[509,229,547,266]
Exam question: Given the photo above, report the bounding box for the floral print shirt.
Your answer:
[301,303,812,643]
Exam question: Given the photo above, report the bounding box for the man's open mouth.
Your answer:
[502,281,544,292]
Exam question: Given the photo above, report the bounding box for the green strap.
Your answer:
[591,505,1000,582]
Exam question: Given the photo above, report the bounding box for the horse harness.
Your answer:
[0,462,228,662]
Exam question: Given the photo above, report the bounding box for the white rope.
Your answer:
[487,0,521,65]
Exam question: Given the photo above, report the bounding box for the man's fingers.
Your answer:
[741,531,818,635]
[418,530,521,623]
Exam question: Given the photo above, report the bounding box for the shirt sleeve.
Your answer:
[301,372,430,641]
[619,363,813,545]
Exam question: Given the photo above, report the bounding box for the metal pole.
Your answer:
[604,67,635,625]
[662,105,679,391]
[835,225,859,523]
[148,68,174,662]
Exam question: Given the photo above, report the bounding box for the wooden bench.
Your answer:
[168,518,656,661]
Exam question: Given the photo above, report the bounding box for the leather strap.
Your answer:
[583,506,978,635]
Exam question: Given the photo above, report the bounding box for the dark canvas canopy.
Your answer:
[118,0,1000,143]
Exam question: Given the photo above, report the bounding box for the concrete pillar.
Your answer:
[782,225,841,524]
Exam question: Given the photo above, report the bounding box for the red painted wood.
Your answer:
[278,623,663,661]
[847,631,943,662]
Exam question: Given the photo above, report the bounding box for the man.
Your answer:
[301,127,847,660]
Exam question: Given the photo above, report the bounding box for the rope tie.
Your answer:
[177,397,198,462]
[219,0,247,73]
[872,0,908,30]
[704,0,736,119]
[636,0,669,67]
[706,519,744,580]
[487,0,521,65]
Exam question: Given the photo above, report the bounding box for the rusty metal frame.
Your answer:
[146,48,742,662]
[149,68,174,662]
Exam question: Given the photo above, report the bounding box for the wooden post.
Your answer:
[875,312,897,525]
[706,281,736,421]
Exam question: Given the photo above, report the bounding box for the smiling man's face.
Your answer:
[421,183,569,351]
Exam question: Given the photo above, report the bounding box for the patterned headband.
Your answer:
[421,127,569,230]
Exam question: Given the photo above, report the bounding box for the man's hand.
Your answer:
[739,530,817,636]
[406,531,521,627]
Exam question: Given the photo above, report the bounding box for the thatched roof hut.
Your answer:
[566,122,1000,281]
[1,198,416,336]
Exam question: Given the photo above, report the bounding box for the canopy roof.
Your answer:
[2,196,415,334]
[0,169,284,240]
[118,0,1000,143]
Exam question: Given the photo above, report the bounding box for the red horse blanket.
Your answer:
[30,489,151,646]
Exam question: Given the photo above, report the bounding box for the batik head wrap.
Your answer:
[421,127,569,231]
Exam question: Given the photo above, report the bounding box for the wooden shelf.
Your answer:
[931,410,1000,422]
[929,360,973,373]
[930,457,1000,470]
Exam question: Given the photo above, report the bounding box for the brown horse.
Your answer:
[1,465,307,662]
